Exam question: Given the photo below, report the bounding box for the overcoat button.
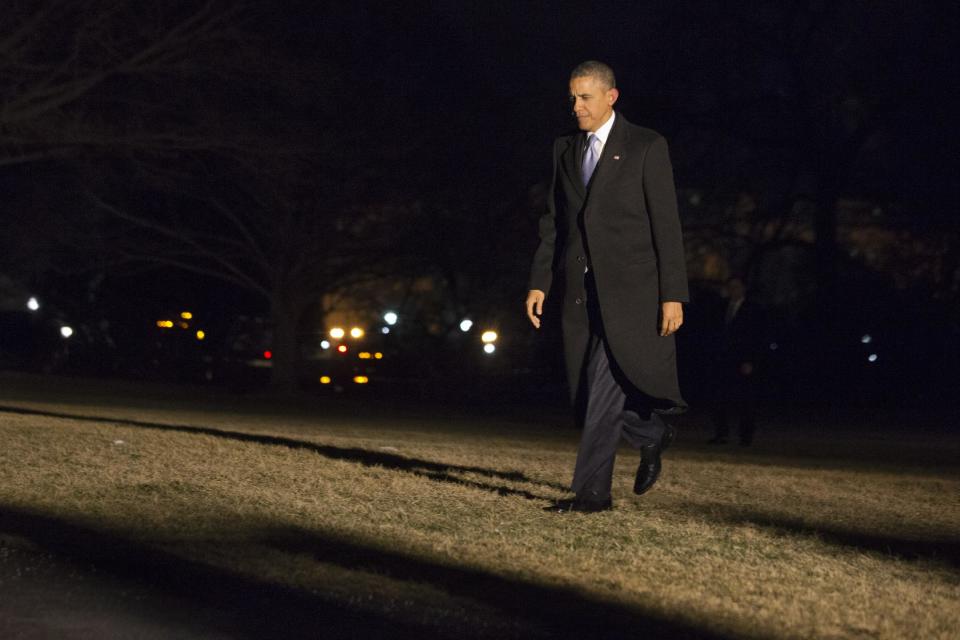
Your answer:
[575,297,583,305]
[577,255,585,263]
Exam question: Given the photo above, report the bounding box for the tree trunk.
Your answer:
[269,292,302,396]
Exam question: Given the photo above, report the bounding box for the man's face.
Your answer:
[569,75,618,132]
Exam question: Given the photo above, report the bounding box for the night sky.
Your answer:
[277,1,956,218]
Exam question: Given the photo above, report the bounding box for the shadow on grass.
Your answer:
[263,526,731,639]
[0,506,729,640]
[0,404,569,500]
[0,506,429,639]
[675,501,960,570]
[673,444,960,477]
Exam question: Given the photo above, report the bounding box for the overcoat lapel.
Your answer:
[584,116,629,202]
[560,133,586,200]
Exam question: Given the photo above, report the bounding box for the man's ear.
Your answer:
[607,88,619,106]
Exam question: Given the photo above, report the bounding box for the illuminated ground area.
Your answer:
[1,373,957,639]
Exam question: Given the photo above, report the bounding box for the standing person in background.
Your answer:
[708,276,766,446]
[526,61,689,513]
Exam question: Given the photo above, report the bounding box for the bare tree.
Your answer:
[2,1,408,391]
[0,1,272,167]
[71,150,410,392]
[650,1,929,382]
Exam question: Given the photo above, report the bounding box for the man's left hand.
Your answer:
[660,301,683,337]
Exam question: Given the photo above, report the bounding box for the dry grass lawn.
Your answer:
[0,375,958,638]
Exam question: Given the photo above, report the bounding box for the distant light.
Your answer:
[868,353,878,363]
[319,375,332,385]
[483,343,496,354]
[769,342,779,351]
[374,352,383,359]
[329,327,345,339]
[359,351,372,359]
[178,321,189,329]
[459,319,473,332]
[337,345,348,353]
[60,326,74,339]
[320,340,330,349]
[196,330,206,340]
[861,334,872,344]
[180,311,193,320]
[263,350,272,360]
[350,327,365,339]
[353,376,369,384]
[381,327,391,334]
[157,320,174,329]
[383,312,398,326]
[26,297,40,312]
[481,330,498,344]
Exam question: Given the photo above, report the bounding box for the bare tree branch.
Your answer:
[114,248,271,297]
[0,1,270,163]
[86,193,270,296]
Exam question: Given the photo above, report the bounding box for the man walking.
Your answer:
[526,61,688,512]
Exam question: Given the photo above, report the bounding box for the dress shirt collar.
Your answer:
[589,110,616,149]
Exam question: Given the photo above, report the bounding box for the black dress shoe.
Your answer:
[634,423,675,495]
[544,498,612,513]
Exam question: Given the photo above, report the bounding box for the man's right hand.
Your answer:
[526,290,546,329]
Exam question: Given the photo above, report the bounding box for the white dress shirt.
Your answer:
[586,110,616,159]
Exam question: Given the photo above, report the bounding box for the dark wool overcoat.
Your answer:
[528,113,689,410]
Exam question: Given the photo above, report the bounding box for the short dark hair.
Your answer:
[570,60,616,89]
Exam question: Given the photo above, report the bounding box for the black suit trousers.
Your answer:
[571,274,666,500]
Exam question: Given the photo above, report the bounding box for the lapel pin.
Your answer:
[613,155,621,160]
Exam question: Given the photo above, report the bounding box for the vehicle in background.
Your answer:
[208,316,388,393]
